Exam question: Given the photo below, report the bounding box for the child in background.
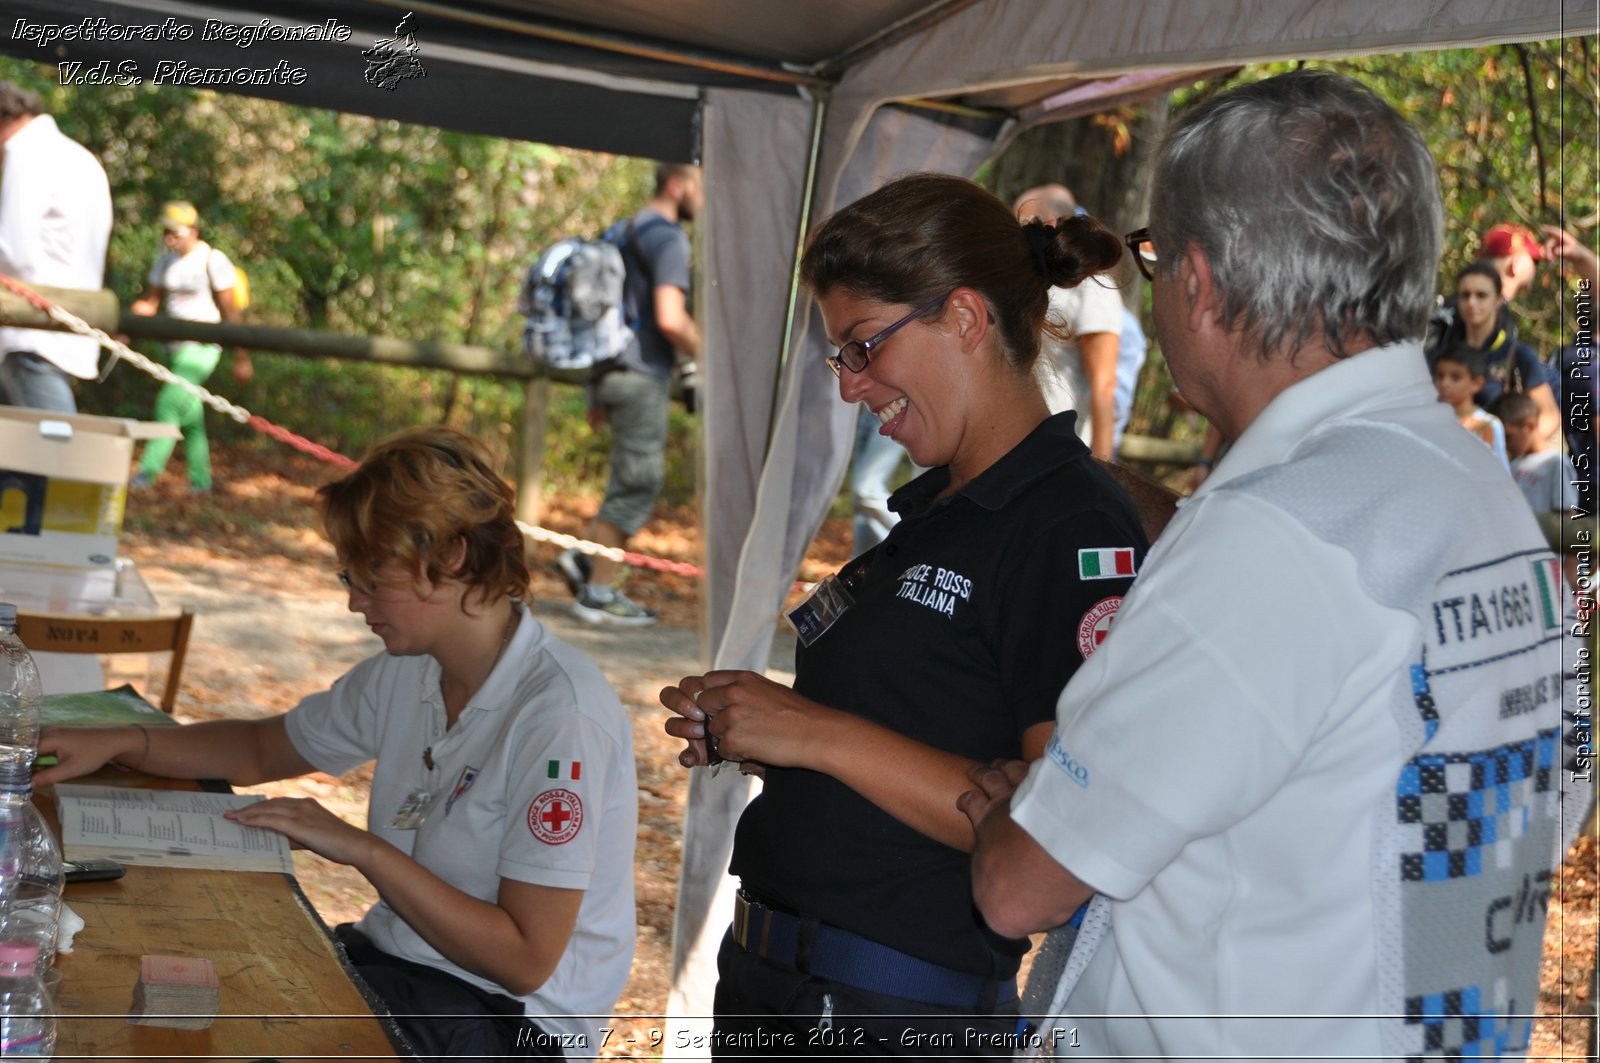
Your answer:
[1433,343,1509,469]
[1496,391,1577,514]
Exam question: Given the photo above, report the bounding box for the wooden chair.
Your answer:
[14,610,195,714]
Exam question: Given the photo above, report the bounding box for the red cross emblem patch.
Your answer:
[1076,596,1122,659]
[528,788,584,845]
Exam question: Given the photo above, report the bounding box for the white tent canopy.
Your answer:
[5,0,1587,1043]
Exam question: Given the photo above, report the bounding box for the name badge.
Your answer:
[786,573,854,647]
[390,787,437,830]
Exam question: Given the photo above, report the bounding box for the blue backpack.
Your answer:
[518,216,668,382]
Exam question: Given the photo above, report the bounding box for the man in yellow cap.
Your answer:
[129,201,251,493]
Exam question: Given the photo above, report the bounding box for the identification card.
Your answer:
[785,573,854,647]
[390,787,438,829]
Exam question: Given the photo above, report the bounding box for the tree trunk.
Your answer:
[989,98,1170,306]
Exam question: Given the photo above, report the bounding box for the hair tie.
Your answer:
[1024,224,1052,280]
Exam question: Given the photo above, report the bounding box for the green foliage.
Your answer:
[0,55,673,502]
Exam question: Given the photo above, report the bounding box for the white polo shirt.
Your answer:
[148,241,238,324]
[1036,277,1124,436]
[284,603,637,1049]
[0,115,112,378]
[1011,343,1584,1059]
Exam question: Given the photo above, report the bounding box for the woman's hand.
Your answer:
[661,674,715,768]
[661,670,831,770]
[33,726,146,788]
[224,797,378,866]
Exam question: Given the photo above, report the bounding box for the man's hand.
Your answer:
[957,757,1029,830]
[1543,225,1599,289]
[961,758,1095,938]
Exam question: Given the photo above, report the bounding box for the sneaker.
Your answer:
[552,549,592,599]
[128,473,153,491]
[573,587,657,627]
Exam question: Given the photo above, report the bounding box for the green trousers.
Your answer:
[137,342,222,490]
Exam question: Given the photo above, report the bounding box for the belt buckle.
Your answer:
[733,890,771,956]
[732,891,751,950]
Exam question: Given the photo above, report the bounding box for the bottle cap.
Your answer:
[0,941,39,973]
[0,603,15,625]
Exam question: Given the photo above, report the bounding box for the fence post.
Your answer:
[517,376,551,528]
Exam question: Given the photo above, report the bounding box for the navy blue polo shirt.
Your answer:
[731,413,1148,978]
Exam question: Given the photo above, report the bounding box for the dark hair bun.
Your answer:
[1034,215,1126,290]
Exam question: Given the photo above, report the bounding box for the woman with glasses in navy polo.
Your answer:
[662,172,1151,1057]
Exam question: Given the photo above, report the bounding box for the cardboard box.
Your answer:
[0,408,178,568]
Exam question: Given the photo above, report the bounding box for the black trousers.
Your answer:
[711,930,1018,1060]
[336,924,564,1063]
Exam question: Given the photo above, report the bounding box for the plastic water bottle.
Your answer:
[0,606,41,799]
[0,801,60,979]
[0,940,54,1057]
[0,607,58,975]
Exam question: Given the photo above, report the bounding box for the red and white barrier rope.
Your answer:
[0,273,720,581]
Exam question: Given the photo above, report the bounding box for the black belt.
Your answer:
[731,890,1015,1011]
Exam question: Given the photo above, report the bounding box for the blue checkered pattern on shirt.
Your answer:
[1397,732,1559,882]
[1404,987,1532,1060]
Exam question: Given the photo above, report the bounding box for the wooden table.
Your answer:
[44,775,406,1060]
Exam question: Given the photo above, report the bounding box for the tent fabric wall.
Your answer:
[674,91,1005,1042]
[667,85,814,1040]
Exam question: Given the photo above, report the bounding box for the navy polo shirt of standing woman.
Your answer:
[663,173,1149,1058]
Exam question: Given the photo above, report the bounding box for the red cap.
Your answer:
[1480,223,1544,261]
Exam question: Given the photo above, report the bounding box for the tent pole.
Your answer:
[764,89,831,457]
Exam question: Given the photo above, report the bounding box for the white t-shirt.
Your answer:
[283,603,637,1049]
[1011,343,1583,1059]
[0,115,112,378]
[1037,277,1124,442]
[148,241,238,323]
[1511,448,1577,514]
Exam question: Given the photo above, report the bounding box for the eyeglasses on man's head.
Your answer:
[1124,227,1158,282]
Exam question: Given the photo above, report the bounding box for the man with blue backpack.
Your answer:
[548,162,702,626]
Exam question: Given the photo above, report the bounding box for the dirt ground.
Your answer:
[109,444,1596,1060]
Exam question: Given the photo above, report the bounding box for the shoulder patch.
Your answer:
[1077,596,1122,658]
[1078,547,1136,580]
[528,788,584,845]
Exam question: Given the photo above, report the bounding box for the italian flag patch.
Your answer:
[546,759,582,780]
[1078,547,1136,580]
[1531,557,1563,631]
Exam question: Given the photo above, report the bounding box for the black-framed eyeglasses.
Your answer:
[825,291,951,378]
[1124,227,1157,282]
